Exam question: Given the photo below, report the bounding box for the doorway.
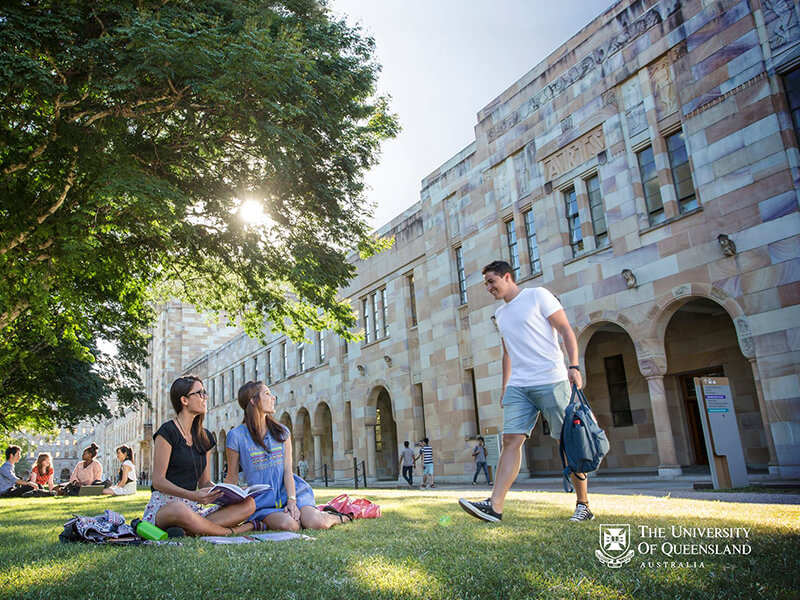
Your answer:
[678,368,723,466]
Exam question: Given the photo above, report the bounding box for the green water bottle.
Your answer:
[131,518,168,541]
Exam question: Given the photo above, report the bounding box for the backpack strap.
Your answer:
[559,403,575,494]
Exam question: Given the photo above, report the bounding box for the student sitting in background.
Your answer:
[29,453,55,491]
[69,443,104,486]
[0,446,38,497]
[103,446,137,496]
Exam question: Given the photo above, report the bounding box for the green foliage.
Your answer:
[0,0,398,432]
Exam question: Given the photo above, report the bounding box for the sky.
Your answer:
[327,1,616,230]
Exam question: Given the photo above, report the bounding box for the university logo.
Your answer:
[596,524,635,568]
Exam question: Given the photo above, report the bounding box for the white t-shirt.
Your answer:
[495,287,568,387]
[120,460,137,485]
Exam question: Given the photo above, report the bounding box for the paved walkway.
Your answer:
[352,474,800,505]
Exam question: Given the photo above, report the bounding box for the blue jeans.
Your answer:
[402,465,413,485]
[473,461,491,484]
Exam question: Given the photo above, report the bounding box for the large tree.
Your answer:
[0,0,398,432]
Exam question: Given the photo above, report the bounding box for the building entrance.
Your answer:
[678,368,723,466]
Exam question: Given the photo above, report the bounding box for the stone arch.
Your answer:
[279,411,293,438]
[365,385,399,480]
[295,407,314,478]
[646,284,753,359]
[575,309,639,369]
[217,429,227,481]
[313,400,334,481]
[60,467,70,482]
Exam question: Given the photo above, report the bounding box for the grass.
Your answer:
[0,488,798,600]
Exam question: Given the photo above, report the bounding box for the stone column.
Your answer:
[293,435,303,475]
[645,375,682,478]
[312,427,324,482]
[217,446,225,481]
[365,425,377,480]
[749,358,780,474]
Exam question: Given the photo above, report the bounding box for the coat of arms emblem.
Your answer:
[596,524,635,568]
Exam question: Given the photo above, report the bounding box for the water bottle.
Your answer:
[131,518,168,541]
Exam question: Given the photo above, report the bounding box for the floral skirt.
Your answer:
[142,490,220,525]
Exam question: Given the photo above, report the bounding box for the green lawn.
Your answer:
[0,488,798,600]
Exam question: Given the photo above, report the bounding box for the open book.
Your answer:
[209,482,271,506]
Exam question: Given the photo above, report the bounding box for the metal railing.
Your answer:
[296,459,367,488]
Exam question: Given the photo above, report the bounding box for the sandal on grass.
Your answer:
[250,519,269,531]
[322,506,353,523]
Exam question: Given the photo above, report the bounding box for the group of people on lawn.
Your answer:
[1,259,595,532]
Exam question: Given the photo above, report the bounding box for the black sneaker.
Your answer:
[569,502,594,522]
[459,498,502,523]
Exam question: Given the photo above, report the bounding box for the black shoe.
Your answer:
[459,498,502,523]
[569,502,594,522]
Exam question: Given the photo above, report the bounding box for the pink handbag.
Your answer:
[318,494,381,519]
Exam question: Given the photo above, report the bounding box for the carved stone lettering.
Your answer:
[486,1,679,141]
[541,126,606,180]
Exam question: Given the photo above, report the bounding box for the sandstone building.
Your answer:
[98,0,800,484]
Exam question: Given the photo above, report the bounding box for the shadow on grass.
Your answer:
[1,490,798,600]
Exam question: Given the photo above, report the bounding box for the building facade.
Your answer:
[105,0,800,484]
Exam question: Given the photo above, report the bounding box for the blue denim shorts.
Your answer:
[502,380,570,439]
[423,463,434,476]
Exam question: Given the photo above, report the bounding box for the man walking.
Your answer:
[459,260,592,523]
[472,437,491,485]
[399,441,415,486]
[415,438,435,489]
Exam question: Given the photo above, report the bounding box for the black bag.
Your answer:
[559,385,610,492]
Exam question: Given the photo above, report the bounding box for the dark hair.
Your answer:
[478,436,484,441]
[237,381,288,453]
[5,446,20,460]
[169,376,213,453]
[422,437,429,444]
[83,443,99,459]
[116,446,133,484]
[481,260,516,282]
[404,441,409,447]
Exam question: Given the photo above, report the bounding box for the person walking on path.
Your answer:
[459,260,592,523]
[399,441,415,486]
[415,438,435,489]
[471,437,491,485]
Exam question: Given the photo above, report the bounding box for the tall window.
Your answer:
[220,373,225,403]
[298,344,306,372]
[209,378,215,408]
[455,246,468,304]
[229,368,234,398]
[363,298,372,344]
[375,407,383,452]
[240,363,245,387]
[266,350,272,384]
[605,354,633,427]
[380,288,389,338]
[505,219,521,279]
[666,131,697,214]
[408,273,418,327]
[523,210,541,275]
[371,292,381,341]
[565,188,583,255]
[586,175,608,248]
[281,342,288,378]
[318,330,326,363]
[253,356,258,381]
[784,68,800,145]
[637,146,664,225]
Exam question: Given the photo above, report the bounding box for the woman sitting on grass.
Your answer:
[69,443,103,486]
[29,453,55,490]
[102,446,137,496]
[142,375,256,536]
[225,381,351,531]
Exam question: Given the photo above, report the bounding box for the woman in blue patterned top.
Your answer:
[225,381,352,531]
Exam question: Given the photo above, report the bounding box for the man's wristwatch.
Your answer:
[288,495,297,502]
[568,365,581,371]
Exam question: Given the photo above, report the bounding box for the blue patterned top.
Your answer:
[226,423,315,521]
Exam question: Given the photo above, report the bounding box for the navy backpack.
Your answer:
[559,385,610,492]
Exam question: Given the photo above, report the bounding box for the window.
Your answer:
[266,350,272,383]
[408,273,418,327]
[281,342,288,378]
[523,210,541,275]
[298,344,306,372]
[375,407,383,452]
[605,354,633,427]
[229,369,234,398]
[363,298,372,344]
[637,146,664,225]
[586,175,608,248]
[253,356,258,381]
[220,373,225,403]
[240,363,246,386]
[565,188,583,255]
[318,330,326,363]
[342,338,348,355]
[380,288,389,338]
[455,246,468,304]
[666,131,697,214]
[209,378,215,408]
[371,292,381,341]
[505,219,521,279]
[784,68,800,146]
